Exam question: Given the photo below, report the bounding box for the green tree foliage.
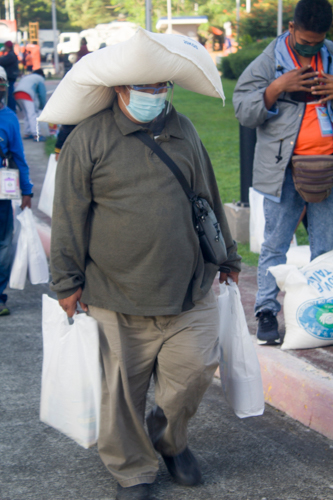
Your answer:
[65,0,113,29]
[4,0,71,31]
[220,38,274,79]
[197,0,237,27]
[239,0,298,40]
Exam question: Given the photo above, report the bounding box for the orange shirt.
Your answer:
[286,36,333,156]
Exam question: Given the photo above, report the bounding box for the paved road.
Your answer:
[1,285,333,500]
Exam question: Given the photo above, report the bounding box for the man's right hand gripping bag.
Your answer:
[218,281,265,418]
[40,295,102,448]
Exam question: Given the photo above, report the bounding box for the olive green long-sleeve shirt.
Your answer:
[50,101,241,316]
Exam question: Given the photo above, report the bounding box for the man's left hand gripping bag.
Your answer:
[40,295,102,448]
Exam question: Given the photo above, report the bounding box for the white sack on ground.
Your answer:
[249,187,265,254]
[269,250,333,350]
[40,295,101,448]
[286,244,310,267]
[38,28,225,125]
[249,187,302,260]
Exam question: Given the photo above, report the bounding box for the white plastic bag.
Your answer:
[249,187,265,254]
[218,281,265,418]
[269,250,333,350]
[38,154,57,218]
[9,219,28,290]
[19,208,49,284]
[40,295,102,448]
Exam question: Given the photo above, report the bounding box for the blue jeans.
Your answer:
[0,200,13,304]
[255,167,333,314]
[7,79,16,113]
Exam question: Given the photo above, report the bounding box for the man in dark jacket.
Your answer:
[0,41,19,112]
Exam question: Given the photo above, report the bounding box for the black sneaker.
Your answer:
[0,302,10,316]
[256,310,280,345]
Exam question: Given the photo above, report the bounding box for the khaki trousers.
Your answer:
[89,288,219,487]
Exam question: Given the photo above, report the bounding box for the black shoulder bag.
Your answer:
[135,131,227,267]
[0,144,18,169]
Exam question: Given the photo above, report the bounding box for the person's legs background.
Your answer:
[0,200,14,306]
[255,168,306,314]
[16,99,38,137]
[7,80,16,113]
[89,288,219,488]
[307,189,333,260]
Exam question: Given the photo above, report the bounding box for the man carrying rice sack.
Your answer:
[233,0,333,346]
[46,30,241,500]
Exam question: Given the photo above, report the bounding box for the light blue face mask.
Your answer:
[125,88,167,123]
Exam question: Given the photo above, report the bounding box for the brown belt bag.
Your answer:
[291,155,333,203]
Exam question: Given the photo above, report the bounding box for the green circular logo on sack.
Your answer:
[297,298,333,339]
[315,303,333,329]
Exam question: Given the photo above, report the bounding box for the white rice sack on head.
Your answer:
[39,28,224,125]
[269,250,333,350]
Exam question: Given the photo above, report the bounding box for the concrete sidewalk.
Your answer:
[22,122,333,443]
[1,280,333,500]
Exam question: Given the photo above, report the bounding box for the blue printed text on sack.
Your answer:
[183,40,199,49]
[306,268,333,294]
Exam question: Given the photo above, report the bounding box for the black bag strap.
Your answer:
[0,144,8,160]
[135,130,198,203]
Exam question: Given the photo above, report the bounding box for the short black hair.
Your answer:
[294,0,332,33]
[33,68,45,78]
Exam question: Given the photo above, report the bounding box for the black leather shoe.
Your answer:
[115,483,152,500]
[161,447,202,486]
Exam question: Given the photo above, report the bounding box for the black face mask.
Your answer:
[291,29,325,57]
[295,40,324,57]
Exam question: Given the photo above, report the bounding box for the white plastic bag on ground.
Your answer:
[9,219,28,290]
[269,250,333,350]
[38,154,57,218]
[249,187,300,259]
[249,187,265,254]
[40,295,102,448]
[18,208,49,284]
[218,281,265,418]
[286,245,310,267]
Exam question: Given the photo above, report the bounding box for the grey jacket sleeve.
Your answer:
[50,138,93,300]
[233,49,278,129]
